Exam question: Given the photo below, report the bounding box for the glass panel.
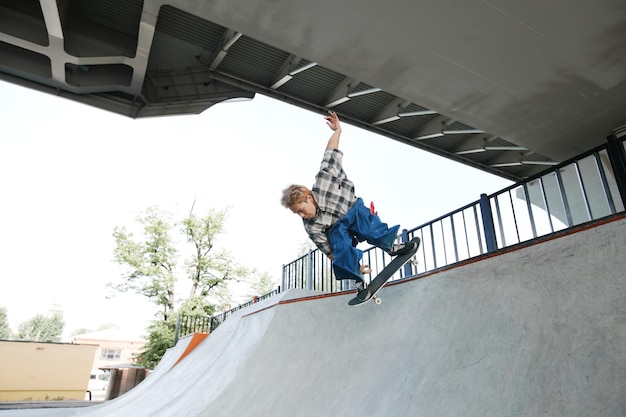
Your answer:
[431,220,446,268]
[525,178,554,237]
[598,149,625,212]
[491,190,520,247]
[440,217,457,264]
[471,204,486,256]
[577,154,611,219]
[513,185,535,243]
[412,228,427,274]
[559,164,590,225]
[418,225,435,272]
[540,171,569,230]
[451,211,470,261]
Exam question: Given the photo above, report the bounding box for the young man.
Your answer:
[281,111,415,289]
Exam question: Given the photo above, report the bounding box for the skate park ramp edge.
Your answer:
[0,217,624,417]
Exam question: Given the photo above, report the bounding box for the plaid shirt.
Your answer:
[303,148,357,256]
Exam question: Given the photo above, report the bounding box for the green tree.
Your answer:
[135,319,176,369]
[111,206,178,321]
[16,312,64,342]
[180,203,250,311]
[113,203,269,368]
[0,307,12,339]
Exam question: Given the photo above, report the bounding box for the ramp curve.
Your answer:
[1,218,624,417]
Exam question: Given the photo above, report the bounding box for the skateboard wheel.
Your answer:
[375,297,382,305]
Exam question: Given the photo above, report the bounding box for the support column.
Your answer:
[480,193,498,252]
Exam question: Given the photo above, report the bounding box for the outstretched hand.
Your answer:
[324,111,342,150]
[325,111,341,131]
[360,264,372,274]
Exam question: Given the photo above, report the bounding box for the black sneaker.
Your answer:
[354,280,365,292]
[388,241,415,257]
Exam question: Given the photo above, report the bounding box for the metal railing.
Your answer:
[174,287,281,343]
[175,134,625,339]
[282,134,626,291]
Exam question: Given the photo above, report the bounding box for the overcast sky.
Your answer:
[0,80,512,338]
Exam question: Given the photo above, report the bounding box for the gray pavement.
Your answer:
[1,217,624,416]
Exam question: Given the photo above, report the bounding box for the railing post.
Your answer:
[306,249,314,290]
[173,312,180,345]
[606,134,626,208]
[479,193,498,252]
[281,264,286,292]
[401,229,412,276]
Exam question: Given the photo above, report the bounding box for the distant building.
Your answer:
[0,340,97,401]
[72,328,146,370]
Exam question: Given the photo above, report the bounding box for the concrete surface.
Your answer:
[0,218,624,417]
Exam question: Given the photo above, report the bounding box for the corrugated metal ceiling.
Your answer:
[1,0,599,181]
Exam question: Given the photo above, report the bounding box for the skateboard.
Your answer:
[348,237,420,307]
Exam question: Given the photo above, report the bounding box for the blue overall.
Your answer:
[328,198,400,281]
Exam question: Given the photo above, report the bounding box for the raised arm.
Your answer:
[324,111,342,150]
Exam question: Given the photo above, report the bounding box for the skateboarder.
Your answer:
[281,111,413,290]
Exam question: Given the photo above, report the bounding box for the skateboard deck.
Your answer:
[348,237,420,307]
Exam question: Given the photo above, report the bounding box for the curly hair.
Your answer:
[280,184,312,208]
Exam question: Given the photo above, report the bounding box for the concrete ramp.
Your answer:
[1,218,624,417]
[203,217,626,417]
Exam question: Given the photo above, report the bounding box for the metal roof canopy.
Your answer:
[1,0,625,181]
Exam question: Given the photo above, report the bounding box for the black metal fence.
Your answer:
[174,287,281,344]
[282,134,626,291]
[175,133,625,340]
